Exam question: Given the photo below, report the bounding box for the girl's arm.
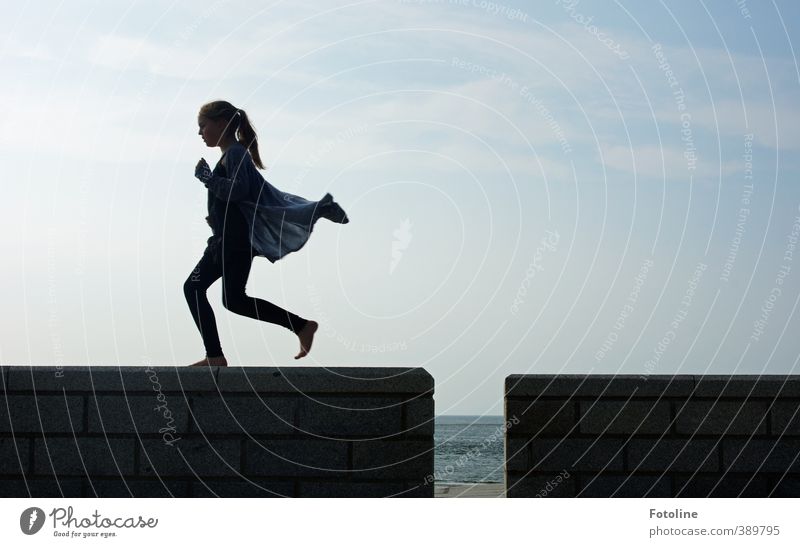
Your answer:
[195,147,251,202]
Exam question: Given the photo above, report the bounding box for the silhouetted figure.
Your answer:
[184,100,349,366]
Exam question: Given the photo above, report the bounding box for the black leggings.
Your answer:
[183,244,308,358]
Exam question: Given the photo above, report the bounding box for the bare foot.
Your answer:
[188,355,228,367]
[294,320,318,359]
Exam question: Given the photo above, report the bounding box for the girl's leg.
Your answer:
[183,251,225,358]
[220,247,309,334]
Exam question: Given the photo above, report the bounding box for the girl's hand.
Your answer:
[195,158,213,183]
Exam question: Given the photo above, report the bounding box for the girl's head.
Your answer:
[197,100,264,169]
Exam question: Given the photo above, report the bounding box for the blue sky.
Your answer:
[2,0,799,415]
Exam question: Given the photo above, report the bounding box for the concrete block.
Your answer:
[692,375,800,397]
[33,437,135,476]
[404,397,434,436]
[506,471,576,498]
[0,437,30,474]
[723,439,800,473]
[6,365,81,391]
[771,402,800,435]
[193,479,295,497]
[674,474,771,497]
[0,395,83,433]
[351,440,433,479]
[6,366,220,392]
[88,395,189,434]
[297,481,409,497]
[627,439,719,472]
[89,478,191,497]
[505,438,529,472]
[0,478,84,497]
[771,477,800,497]
[190,394,297,435]
[675,401,767,435]
[579,401,671,435]
[139,438,240,477]
[529,438,625,472]
[403,481,434,497]
[506,375,694,397]
[505,399,575,436]
[218,367,433,394]
[577,473,671,497]
[296,396,402,436]
[245,439,348,478]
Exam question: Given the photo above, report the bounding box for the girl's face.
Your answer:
[197,115,226,147]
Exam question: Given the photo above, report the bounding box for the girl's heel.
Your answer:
[188,355,228,367]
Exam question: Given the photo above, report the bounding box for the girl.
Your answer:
[184,100,349,366]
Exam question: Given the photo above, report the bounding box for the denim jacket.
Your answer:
[204,143,341,263]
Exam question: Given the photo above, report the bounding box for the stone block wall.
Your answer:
[505,375,800,497]
[0,366,434,497]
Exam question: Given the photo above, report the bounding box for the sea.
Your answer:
[434,415,506,484]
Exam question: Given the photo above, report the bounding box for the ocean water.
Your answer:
[434,415,506,484]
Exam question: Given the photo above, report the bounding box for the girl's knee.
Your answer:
[222,292,248,312]
[184,277,205,297]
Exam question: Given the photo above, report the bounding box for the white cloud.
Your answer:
[598,143,741,182]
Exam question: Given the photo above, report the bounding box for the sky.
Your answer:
[1,0,799,415]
